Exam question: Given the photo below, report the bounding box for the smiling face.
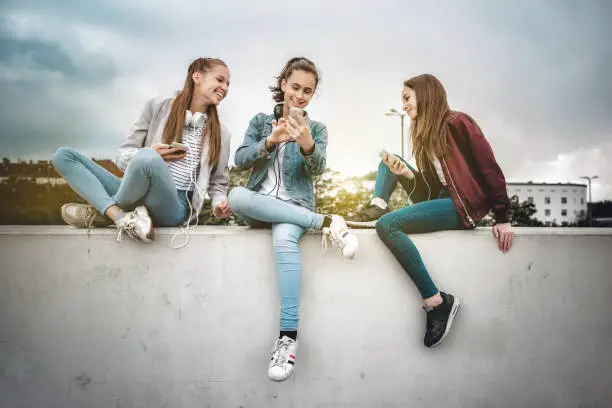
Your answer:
[280,69,317,110]
[192,63,230,106]
[402,86,417,119]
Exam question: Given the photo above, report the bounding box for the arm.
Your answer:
[208,126,232,211]
[454,115,510,224]
[233,114,269,170]
[116,98,156,171]
[299,121,327,176]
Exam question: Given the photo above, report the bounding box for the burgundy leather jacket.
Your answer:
[438,111,510,227]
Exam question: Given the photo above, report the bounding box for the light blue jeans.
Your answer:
[228,186,325,331]
[52,147,188,226]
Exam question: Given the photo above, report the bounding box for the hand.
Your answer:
[214,200,232,219]
[287,115,314,154]
[265,118,291,150]
[382,152,414,178]
[492,223,514,253]
[152,144,187,162]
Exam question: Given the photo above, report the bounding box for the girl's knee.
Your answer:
[130,148,163,169]
[375,213,393,238]
[228,187,250,212]
[52,146,76,165]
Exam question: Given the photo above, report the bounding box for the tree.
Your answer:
[508,195,543,226]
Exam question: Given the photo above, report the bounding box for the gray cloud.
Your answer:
[0,0,610,200]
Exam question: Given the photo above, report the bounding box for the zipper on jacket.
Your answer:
[443,157,475,227]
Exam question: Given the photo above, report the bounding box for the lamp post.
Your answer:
[580,175,599,227]
[384,108,407,158]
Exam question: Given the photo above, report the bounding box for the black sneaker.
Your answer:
[346,204,389,228]
[423,292,460,348]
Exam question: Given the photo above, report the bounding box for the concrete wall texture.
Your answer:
[1,226,611,408]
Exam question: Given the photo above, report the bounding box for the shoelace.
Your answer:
[320,227,347,255]
[83,207,100,228]
[271,339,291,367]
[115,214,137,242]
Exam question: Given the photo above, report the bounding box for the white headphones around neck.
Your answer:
[185,110,207,128]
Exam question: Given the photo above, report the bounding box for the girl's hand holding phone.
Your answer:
[381,150,414,178]
[152,143,187,162]
[287,107,314,154]
[265,118,291,151]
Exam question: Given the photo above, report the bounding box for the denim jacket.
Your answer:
[234,110,328,211]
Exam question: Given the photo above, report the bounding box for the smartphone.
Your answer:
[380,150,414,178]
[170,142,189,152]
[288,106,304,122]
[156,143,170,149]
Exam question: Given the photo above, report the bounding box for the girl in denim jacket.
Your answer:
[229,57,358,382]
[52,58,232,243]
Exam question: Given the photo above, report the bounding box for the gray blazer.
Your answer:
[116,96,231,224]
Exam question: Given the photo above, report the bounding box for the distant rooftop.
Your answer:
[507,181,587,188]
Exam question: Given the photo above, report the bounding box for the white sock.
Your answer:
[370,197,388,210]
[113,210,127,224]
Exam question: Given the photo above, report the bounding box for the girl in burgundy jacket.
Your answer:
[348,73,514,348]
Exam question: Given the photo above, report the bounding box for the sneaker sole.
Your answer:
[429,297,461,348]
[346,220,378,229]
[268,368,295,382]
[143,225,155,243]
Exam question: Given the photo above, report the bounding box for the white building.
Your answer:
[506,182,587,226]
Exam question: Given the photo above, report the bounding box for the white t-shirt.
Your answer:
[257,142,292,201]
[429,154,448,186]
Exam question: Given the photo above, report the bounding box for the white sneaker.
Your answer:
[322,215,358,259]
[115,206,154,243]
[268,336,298,381]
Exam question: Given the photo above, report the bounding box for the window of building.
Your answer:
[527,189,532,192]
[516,189,521,192]
[561,209,567,216]
[562,189,567,192]
[545,209,551,216]
[581,198,584,205]
[561,197,567,204]
[539,189,544,192]
[545,197,551,204]
[551,189,556,192]
[528,197,534,204]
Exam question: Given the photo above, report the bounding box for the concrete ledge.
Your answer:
[1,226,611,408]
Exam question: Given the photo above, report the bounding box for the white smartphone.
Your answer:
[379,149,391,160]
[288,106,304,122]
[170,142,189,152]
[380,150,414,179]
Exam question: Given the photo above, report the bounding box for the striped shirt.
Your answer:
[167,119,206,191]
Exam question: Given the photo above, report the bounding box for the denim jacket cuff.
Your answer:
[256,138,272,159]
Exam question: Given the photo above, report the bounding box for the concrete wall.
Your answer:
[1,226,611,408]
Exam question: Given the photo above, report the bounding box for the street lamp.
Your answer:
[384,108,407,158]
[580,175,599,227]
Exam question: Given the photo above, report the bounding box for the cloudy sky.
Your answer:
[1,0,610,200]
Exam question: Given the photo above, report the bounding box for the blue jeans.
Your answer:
[374,157,431,203]
[373,157,465,298]
[228,187,325,331]
[52,147,188,226]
